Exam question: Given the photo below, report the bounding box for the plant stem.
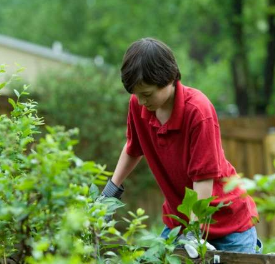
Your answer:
[92,226,100,260]
[4,250,7,264]
[204,216,211,243]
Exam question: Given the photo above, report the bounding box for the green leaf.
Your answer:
[8,98,16,109]
[137,208,145,216]
[102,197,125,212]
[93,179,107,185]
[89,183,99,200]
[14,89,20,98]
[104,251,117,257]
[122,217,131,223]
[16,178,36,191]
[166,255,181,264]
[165,214,188,227]
[168,226,181,240]
[204,206,219,216]
[177,188,198,218]
[128,211,137,218]
[23,84,30,90]
[217,201,231,209]
[96,175,108,181]
[15,63,25,73]
[224,176,242,193]
[0,82,6,89]
[192,197,215,218]
[133,250,145,258]
[82,161,96,171]
[108,227,121,236]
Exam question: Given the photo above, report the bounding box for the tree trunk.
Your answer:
[230,0,250,116]
[263,0,275,111]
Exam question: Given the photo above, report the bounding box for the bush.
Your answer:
[225,170,275,253]
[33,64,155,214]
[0,69,149,263]
[34,64,128,169]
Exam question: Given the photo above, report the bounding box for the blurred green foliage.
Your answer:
[0,68,153,263]
[0,0,263,64]
[224,168,275,253]
[0,0,274,114]
[33,65,155,218]
[34,65,128,169]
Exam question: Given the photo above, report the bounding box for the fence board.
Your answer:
[219,116,275,178]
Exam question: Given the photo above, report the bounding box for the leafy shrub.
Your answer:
[34,64,128,169]
[224,169,275,253]
[33,64,155,215]
[0,68,151,263]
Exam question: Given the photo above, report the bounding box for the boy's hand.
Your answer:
[96,179,124,222]
[177,231,216,258]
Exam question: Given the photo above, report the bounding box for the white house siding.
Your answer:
[0,34,91,94]
[0,44,66,83]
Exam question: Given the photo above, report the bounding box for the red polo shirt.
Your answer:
[126,81,258,240]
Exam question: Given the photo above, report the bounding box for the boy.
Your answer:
[101,38,260,257]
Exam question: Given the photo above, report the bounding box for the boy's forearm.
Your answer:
[111,142,142,186]
[191,179,214,221]
[193,178,213,200]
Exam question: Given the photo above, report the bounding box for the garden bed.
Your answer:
[175,249,275,264]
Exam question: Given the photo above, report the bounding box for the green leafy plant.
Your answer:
[166,188,227,264]
[224,169,275,253]
[34,64,155,215]
[34,65,128,168]
[136,226,183,264]
[133,188,226,264]
[0,66,151,264]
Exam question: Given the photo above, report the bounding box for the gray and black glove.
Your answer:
[97,179,124,222]
[101,179,124,199]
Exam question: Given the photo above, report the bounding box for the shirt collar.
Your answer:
[141,80,185,130]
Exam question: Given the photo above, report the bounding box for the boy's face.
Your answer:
[132,82,175,111]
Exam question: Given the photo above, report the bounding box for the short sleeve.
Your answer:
[126,99,143,157]
[187,117,221,181]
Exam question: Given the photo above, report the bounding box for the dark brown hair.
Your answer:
[121,38,181,93]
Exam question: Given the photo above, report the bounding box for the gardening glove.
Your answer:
[97,179,124,222]
[176,231,216,259]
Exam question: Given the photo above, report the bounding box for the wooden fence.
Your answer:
[219,116,275,239]
[219,116,275,178]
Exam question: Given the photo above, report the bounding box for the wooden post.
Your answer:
[264,129,275,175]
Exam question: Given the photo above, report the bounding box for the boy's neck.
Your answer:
[156,85,175,125]
[158,84,175,112]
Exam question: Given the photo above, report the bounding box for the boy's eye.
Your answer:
[143,94,151,97]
